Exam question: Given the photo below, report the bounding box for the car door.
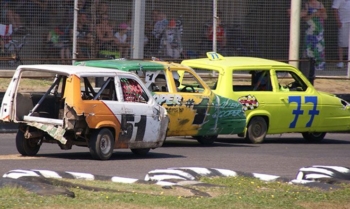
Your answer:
[273,70,321,133]
[115,75,163,145]
[231,69,281,130]
[139,69,181,136]
[174,68,212,136]
[0,67,22,122]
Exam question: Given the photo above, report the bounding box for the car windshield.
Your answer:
[189,68,218,90]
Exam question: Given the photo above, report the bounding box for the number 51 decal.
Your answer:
[119,114,147,141]
[288,96,319,128]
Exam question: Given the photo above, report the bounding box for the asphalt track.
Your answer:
[0,132,350,181]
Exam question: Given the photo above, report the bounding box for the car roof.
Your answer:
[182,54,292,72]
[75,59,189,72]
[17,64,131,76]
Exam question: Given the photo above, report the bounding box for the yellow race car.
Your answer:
[181,52,350,143]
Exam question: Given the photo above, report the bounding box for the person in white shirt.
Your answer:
[114,23,130,58]
[332,0,350,68]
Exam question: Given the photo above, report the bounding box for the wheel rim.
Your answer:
[100,135,111,155]
[252,122,263,137]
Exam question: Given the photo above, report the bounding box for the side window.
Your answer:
[149,73,169,92]
[80,76,117,101]
[80,76,97,100]
[139,70,169,93]
[276,71,307,92]
[232,70,253,91]
[251,70,272,91]
[178,70,204,93]
[232,70,272,91]
[120,78,149,103]
[96,77,117,101]
[190,68,217,90]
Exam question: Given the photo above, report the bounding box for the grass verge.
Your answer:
[1,176,350,209]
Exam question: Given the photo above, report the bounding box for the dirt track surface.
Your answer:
[1,134,350,181]
[313,79,350,94]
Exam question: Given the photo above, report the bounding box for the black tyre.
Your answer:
[89,128,115,160]
[302,132,326,142]
[193,135,217,146]
[131,148,150,155]
[16,130,41,156]
[245,116,267,143]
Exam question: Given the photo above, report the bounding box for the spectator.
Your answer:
[144,10,168,56]
[152,10,168,41]
[163,19,182,59]
[97,0,109,22]
[25,0,49,26]
[301,0,327,71]
[96,14,120,51]
[124,11,149,55]
[205,18,227,51]
[71,12,93,58]
[78,0,90,14]
[114,23,130,58]
[332,0,350,68]
[125,12,132,43]
[46,25,71,64]
[2,1,24,31]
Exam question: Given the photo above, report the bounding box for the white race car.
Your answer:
[0,65,169,160]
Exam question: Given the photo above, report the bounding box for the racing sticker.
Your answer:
[238,95,259,111]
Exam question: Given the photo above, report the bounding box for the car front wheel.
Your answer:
[89,128,115,160]
[193,135,217,146]
[245,116,267,143]
[302,132,326,142]
[16,129,41,156]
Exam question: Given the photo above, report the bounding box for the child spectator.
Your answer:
[114,23,130,58]
[205,18,226,50]
[96,14,120,51]
[163,19,182,59]
[46,25,71,64]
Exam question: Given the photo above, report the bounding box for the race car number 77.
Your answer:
[288,96,319,128]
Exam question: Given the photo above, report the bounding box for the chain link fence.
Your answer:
[0,0,348,77]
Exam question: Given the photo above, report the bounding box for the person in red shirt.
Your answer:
[205,18,226,49]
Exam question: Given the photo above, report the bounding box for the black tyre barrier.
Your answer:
[2,165,350,196]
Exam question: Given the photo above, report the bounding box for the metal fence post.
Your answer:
[308,58,315,85]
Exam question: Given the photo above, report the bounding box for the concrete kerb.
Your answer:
[3,165,350,191]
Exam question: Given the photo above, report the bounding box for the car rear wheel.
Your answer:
[193,135,217,146]
[302,132,326,142]
[89,128,115,160]
[16,129,41,156]
[245,116,267,143]
[131,148,150,155]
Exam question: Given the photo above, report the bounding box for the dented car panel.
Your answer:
[0,65,169,160]
[75,60,247,143]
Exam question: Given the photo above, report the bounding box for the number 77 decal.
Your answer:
[288,96,319,128]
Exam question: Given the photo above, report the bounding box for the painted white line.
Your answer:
[65,171,95,180]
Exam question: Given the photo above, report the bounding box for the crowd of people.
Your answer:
[0,0,349,68]
[298,0,349,71]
